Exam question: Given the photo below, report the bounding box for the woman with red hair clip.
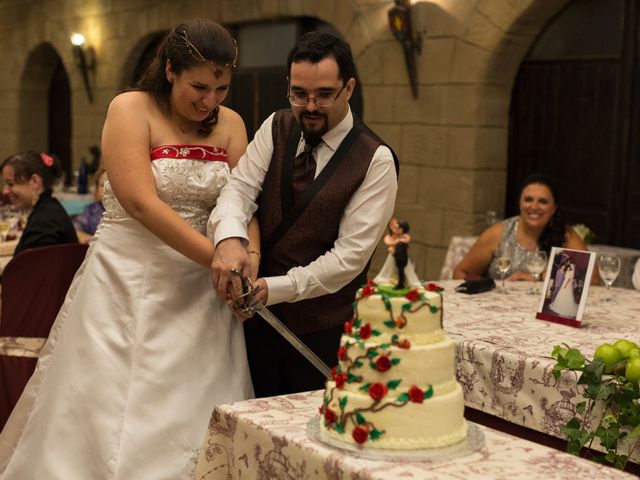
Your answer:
[1,150,77,254]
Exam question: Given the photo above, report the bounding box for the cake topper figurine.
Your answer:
[374,218,422,290]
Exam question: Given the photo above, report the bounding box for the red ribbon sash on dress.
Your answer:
[149,145,228,162]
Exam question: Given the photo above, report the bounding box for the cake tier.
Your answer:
[320,381,467,449]
[350,286,442,343]
[337,335,457,394]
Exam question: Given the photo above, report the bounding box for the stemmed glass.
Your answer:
[496,248,512,294]
[598,254,621,300]
[526,249,548,295]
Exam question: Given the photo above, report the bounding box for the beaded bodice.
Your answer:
[101,145,229,234]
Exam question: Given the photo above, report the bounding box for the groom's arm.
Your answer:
[208,113,275,299]
[207,113,275,245]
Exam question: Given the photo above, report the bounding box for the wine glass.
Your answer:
[485,210,499,227]
[496,249,512,294]
[526,249,548,295]
[598,254,621,299]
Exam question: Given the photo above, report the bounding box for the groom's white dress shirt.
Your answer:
[208,108,398,306]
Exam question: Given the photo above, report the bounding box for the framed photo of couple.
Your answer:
[536,247,596,328]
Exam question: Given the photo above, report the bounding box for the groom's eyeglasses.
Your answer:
[287,83,347,108]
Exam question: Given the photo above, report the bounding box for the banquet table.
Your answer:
[439,280,640,456]
[194,390,634,479]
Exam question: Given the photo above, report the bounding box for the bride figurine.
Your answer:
[548,261,579,318]
[374,218,422,289]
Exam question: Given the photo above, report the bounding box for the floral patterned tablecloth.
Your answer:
[194,390,634,479]
[442,280,640,440]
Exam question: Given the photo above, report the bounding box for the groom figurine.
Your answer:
[209,31,398,397]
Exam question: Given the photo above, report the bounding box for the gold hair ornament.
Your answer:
[177,30,238,78]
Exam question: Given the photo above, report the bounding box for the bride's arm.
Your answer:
[102,92,214,267]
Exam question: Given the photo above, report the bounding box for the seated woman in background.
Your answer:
[453,174,594,282]
[1,151,78,255]
[72,168,106,243]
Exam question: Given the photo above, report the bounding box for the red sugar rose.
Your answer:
[360,285,375,298]
[331,366,337,380]
[359,323,372,339]
[324,408,337,423]
[368,382,388,400]
[395,316,407,328]
[409,385,424,403]
[405,289,420,301]
[338,346,347,361]
[352,426,369,444]
[426,282,443,292]
[375,355,392,372]
[397,338,411,349]
[344,321,353,334]
[335,373,347,388]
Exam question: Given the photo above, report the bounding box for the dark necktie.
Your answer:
[292,141,319,202]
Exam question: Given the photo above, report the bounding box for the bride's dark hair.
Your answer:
[519,174,566,254]
[133,19,237,137]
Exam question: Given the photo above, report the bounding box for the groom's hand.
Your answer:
[211,237,250,300]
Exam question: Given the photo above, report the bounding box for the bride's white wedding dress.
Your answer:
[549,265,579,319]
[0,145,253,479]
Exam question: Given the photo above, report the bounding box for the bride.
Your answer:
[549,262,579,318]
[0,20,255,479]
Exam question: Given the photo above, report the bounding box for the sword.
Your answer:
[230,270,332,379]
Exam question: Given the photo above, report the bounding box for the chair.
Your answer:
[439,235,478,279]
[0,243,88,429]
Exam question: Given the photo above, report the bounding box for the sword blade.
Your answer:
[252,304,332,378]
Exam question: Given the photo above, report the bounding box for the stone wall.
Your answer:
[0,0,570,280]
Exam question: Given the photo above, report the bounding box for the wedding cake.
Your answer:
[319,282,468,449]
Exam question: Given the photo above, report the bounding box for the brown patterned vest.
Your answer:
[257,110,396,335]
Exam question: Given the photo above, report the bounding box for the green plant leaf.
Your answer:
[383,320,396,329]
[339,396,347,410]
[355,410,366,425]
[596,424,620,451]
[575,401,586,414]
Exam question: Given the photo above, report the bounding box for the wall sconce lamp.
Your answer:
[388,0,423,98]
[70,33,95,103]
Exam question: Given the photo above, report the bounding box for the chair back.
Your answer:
[0,243,87,429]
[439,235,478,279]
[0,243,88,336]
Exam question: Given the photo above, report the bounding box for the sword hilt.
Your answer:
[230,269,262,314]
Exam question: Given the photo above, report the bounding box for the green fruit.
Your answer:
[625,357,640,382]
[594,343,623,368]
[614,339,639,358]
[629,349,640,359]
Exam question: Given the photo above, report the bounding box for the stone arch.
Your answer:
[18,42,60,150]
[17,42,71,175]
[119,30,168,90]
[454,0,571,216]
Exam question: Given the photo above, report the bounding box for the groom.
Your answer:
[208,31,398,397]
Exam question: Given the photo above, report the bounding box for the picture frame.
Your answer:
[536,247,596,328]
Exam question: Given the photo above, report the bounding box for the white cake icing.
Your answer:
[319,283,468,449]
